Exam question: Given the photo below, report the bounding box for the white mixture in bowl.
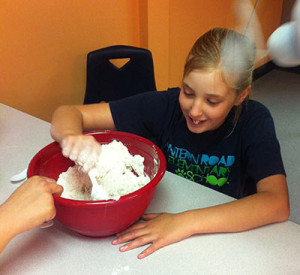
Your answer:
[57,140,150,201]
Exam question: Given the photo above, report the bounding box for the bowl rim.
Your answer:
[27,130,166,208]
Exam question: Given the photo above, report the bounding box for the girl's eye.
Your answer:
[183,88,194,97]
[207,99,220,105]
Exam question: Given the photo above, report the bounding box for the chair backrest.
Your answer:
[83,45,157,104]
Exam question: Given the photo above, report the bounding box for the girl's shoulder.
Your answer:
[241,99,273,121]
[238,99,277,140]
[165,87,181,94]
[157,87,180,98]
[135,87,180,103]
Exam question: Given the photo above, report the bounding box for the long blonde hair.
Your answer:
[184,28,256,129]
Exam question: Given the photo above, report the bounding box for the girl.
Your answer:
[51,28,289,259]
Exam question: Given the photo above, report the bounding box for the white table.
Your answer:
[0,103,299,275]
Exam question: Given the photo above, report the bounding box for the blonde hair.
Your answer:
[184,28,256,129]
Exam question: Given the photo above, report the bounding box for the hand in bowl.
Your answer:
[112,212,194,259]
[61,135,102,171]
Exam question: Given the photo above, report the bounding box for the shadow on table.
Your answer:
[0,220,105,274]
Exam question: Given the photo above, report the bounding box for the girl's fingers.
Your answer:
[83,145,100,171]
[67,137,101,169]
[119,234,155,252]
[113,215,162,244]
[69,141,82,162]
[119,236,165,260]
[61,136,102,171]
[61,137,76,158]
[141,213,161,220]
[115,222,146,238]
[113,226,149,245]
[62,140,72,158]
[77,147,92,169]
[89,144,101,163]
[138,241,164,259]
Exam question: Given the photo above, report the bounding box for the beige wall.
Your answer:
[0,0,283,122]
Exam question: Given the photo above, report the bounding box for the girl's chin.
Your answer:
[186,118,209,133]
[187,126,207,134]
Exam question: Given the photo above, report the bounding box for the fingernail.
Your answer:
[112,239,117,245]
[120,245,127,251]
[138,253,145,259]
[62,149,68,157]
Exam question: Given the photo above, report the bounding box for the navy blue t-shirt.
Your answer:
[109,88,285,198]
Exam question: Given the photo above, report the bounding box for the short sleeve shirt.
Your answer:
[109,88,286,198]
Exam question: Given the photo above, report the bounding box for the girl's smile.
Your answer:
[188,117,207,127]
[179,69,245,134]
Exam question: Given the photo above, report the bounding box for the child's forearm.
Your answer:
[0,235,11,255]
[0,205,16,254]
[186,185,289,235]
[50,105,83,144]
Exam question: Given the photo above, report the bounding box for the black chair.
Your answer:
[83,45,157,104]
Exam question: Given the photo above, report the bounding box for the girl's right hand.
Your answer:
[61,135,102,171]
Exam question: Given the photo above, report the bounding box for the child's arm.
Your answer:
[50,103,115,144]
[113,174,289,259]
[50,103,115,165]
[0,176,63,254]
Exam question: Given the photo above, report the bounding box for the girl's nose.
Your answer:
[190,99,203,117]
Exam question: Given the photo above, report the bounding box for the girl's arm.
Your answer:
[50,103,115,144]
[113,174,289,259]
[50,103,115,166]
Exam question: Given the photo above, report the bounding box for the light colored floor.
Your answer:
[252,69,300,224]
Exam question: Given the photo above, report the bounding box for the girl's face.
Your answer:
[179,69,245,134]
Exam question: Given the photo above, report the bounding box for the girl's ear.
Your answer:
[235,86,251,105]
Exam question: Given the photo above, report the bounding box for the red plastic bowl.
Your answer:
[27,130,166,237]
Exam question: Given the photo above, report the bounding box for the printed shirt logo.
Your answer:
[166,143,235,187]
